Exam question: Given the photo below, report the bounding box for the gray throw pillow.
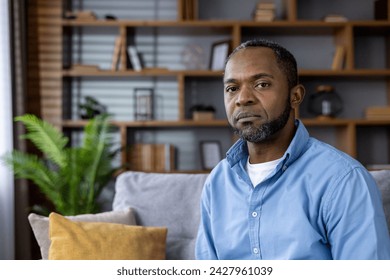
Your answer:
[28,208,136,259]
[113,171,209,260]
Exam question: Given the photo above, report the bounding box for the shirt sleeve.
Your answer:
[195,183,218,260]
[324,167,390,259]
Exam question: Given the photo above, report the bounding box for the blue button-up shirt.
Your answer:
[195,120,390,259]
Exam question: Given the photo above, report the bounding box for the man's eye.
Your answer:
[256,82,270,88]
[226,86,238,93]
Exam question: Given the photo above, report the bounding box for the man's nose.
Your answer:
[236,86,255,106]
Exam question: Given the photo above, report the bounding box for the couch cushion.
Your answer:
[370,170,390,233]
[113,171,208,260]
[28,208,136,259]
[48,212,167,260]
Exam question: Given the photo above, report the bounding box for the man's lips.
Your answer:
[235,112,262,123]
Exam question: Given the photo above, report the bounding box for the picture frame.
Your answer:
[209,40,230,71]
[134,88,154,120]
[200,141,222,170]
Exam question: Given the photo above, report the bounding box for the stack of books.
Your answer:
[323,14,348,22]
[365,106,390,120]
[253,0,276,22]
[128,143,175,172]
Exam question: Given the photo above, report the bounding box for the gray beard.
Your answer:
[233,103,291,143]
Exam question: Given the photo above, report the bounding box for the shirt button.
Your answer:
[251,211,258,218]
[253,248,259,254]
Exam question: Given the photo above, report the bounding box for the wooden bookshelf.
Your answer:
[30,0,390,171]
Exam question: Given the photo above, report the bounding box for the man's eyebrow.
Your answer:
[252,73,274,80]
[223,73,274,84]
[223,78,238,84]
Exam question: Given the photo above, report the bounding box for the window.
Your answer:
[0,0,14,260]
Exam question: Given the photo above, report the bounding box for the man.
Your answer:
[195,39,390,259]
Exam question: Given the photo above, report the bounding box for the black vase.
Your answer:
[308,85,343,118]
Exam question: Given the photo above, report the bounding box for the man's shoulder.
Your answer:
[293,136,371,189]
[305,136,362,170]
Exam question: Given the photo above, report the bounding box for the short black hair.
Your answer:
[226,39,298,90]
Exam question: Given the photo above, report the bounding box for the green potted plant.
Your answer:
[79,96,107,119]
[1,113,119,216]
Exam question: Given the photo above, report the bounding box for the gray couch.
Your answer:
[112,170,390,260]
[113,171,208,260]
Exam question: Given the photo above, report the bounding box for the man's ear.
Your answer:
[290,84,305,109]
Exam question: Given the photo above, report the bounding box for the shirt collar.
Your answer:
[226,119,310,168]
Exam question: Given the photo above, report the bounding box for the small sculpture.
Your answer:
[308,85,343,118]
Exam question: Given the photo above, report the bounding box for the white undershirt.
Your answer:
[246,156,282,187]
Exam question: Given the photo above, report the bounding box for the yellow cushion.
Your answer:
[48,212,167,260]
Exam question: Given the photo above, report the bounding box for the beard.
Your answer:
[233,100,291,143]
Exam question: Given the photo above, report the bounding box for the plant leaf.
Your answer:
[15,114,68,169]
[82,115,112,194]
[1,150,64,209]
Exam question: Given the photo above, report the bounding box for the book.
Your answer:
[255,10,275,21]
[155,144,175,172]
[129,143,175,172]
[255,9,276,16]
[323,14,348,22]
[331,46,345,70]
[366,106,390,114]
[256,3,276,10]
[179,0,198,20]
[111,36,122,70]
[127,46,142,71]
[177,0,184,20]
[254,14,275,22]
[365,115,390,120]
[365,106,390,120]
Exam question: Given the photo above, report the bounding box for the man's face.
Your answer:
[223,47,292,143]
